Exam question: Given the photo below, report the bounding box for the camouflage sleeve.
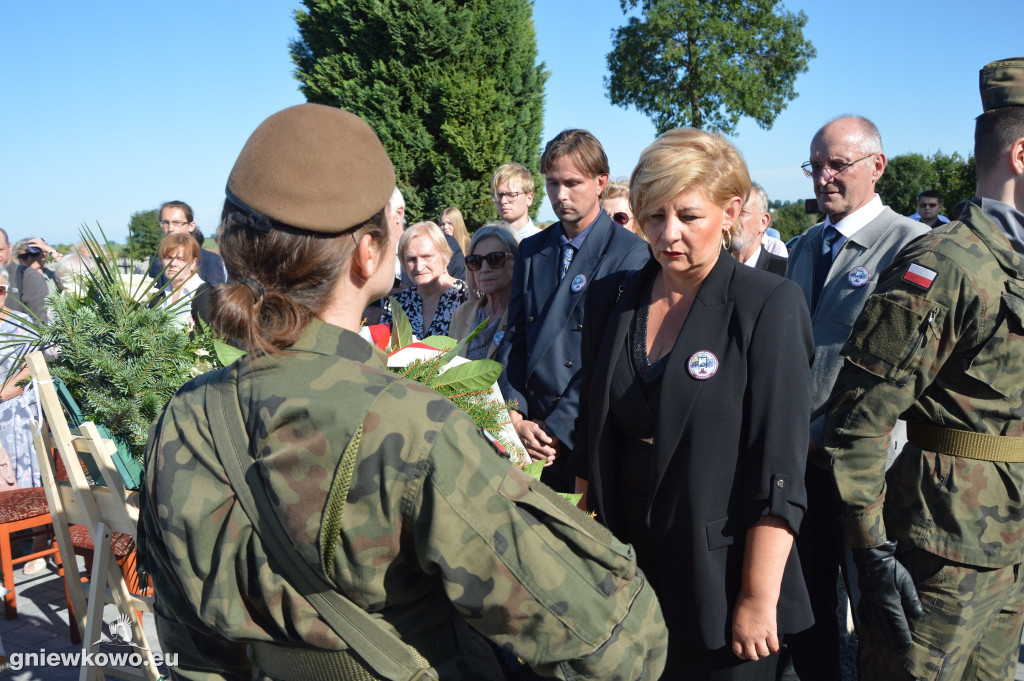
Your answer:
[824,246,974,549]
[413,409,668,680]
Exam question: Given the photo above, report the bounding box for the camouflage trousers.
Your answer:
[858,548,1024,681]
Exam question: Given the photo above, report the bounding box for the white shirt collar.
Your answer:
[824,194,884,241]
[742,247,761,268]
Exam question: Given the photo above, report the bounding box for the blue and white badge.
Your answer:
[571,274,587,293]
[848,266,871,287]
[687,350,719,380]
[493,330,505,346]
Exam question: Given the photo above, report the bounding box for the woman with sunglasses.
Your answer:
[600,181,639,234]
[448,223,518,359]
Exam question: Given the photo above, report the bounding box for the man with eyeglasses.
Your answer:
[497,129,648,493]
[909,189,951,228]
[491,162,541,240]
[146,200,228,286]
[781,115,927,681]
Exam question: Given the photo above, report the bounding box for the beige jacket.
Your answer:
[448,297,509,360]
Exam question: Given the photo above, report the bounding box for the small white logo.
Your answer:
[848,266,871,287]
[687,350,719,380]
[94,612,148,650]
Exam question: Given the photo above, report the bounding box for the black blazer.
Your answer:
[572,253,814,652]
[497,211,649,450]
[754,246,788,276]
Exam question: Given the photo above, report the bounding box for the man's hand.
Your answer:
[510,411,559,464]
[731,593,779,661]
[853,541,924,651]
[26,237,61,259]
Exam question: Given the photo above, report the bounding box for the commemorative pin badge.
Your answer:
[571,274,587,293]
[687,350,719,380]
[848,266,870,287]
[493,330,505,346]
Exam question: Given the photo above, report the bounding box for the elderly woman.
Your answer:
[150,233,211,329]
[448,224,517,360]
[439,206,471,254]
[381,221,468,338]
[600,180,638,234]
[138,103,666,680]
[571,128,814,679]
[0,267,46,572]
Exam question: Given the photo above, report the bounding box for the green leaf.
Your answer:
[435,318,489,368]
[214,339,246,366]
[388,296,414,351]
[428,358,502,391]
[522,460,545,481]
[559,492,584,506]
[419,335,457,351]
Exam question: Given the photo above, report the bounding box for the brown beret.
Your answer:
[226,104,395,234]
[980,58,1024,112]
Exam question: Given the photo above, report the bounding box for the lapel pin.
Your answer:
[848,266,870,287]
[493,330,505,346]
[687,350,719,380]
[571,273,587,293]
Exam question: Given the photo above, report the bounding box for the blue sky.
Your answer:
[2,1,1022,245]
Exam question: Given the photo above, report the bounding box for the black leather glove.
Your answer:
[852,541,924,651]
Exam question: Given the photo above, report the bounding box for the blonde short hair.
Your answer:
[491,163,535,194]
[601,179,630,201]
[398,221,452,268]
[630,128,751,237]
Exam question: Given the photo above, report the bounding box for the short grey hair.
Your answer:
[465,222,519,298]
[820,114,883,155]
[748,183,770,216]
[398,221,452,269]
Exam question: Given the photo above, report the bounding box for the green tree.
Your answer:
[127,209,161,259]
[876,152,975,217]
[606,0,815,135]
[770,200,816,244]
[290,0,549,229]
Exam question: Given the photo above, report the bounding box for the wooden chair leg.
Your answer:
[0,528,14,619]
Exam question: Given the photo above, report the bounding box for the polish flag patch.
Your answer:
[903,263,938,290]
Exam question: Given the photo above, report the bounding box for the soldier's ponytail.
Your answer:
[209,199,389,355]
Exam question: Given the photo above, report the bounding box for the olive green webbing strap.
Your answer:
[204,369,435,681]
[907,421,1024,462]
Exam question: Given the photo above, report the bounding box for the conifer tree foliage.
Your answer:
[606,0,815,135]
[290,0,548,229]
[128,208,162,260]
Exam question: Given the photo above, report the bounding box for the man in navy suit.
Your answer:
[148,200,228,286]
[498,129,649,491]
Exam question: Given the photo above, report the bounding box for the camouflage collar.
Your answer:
[288,318,387,369]
[964,200,1024,279]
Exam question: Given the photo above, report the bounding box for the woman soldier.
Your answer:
[139,104,667,681]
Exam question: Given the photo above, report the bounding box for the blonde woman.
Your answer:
[439,206,470,254]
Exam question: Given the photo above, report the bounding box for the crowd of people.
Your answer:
[3,56,1024,681]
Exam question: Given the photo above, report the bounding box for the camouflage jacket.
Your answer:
[824,201,1024,568]
[139,319,667,681]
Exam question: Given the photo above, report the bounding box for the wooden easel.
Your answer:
[26,351,159,681]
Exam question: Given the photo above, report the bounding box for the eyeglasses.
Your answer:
[800,154,876,179]
[612,212,631,226]
[465,251,512,271]
[492,191,525,202]
[159,220,190,228]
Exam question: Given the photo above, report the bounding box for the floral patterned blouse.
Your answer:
[381,280,469,339]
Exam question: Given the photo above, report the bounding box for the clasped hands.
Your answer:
[509,410,560,464]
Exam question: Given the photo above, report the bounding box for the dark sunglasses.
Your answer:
[465,251,512,271]
[0,285,7,294]
[612,212,631,226]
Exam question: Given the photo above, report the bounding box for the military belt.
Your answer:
[906,421,1024,462]
[252,620,456,681]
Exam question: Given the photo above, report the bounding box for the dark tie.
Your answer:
[559,243,576,280]
[812,226,839,311]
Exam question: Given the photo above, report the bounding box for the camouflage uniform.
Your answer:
[824,200,1024,680]
[139,318,667,681]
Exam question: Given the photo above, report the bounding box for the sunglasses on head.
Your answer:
[465,251,512,271]
[612,212,631,226]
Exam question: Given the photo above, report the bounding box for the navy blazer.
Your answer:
[497,211,649,450]
[572,254,814,653]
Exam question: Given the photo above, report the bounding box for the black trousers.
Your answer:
[778,464,844,681]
